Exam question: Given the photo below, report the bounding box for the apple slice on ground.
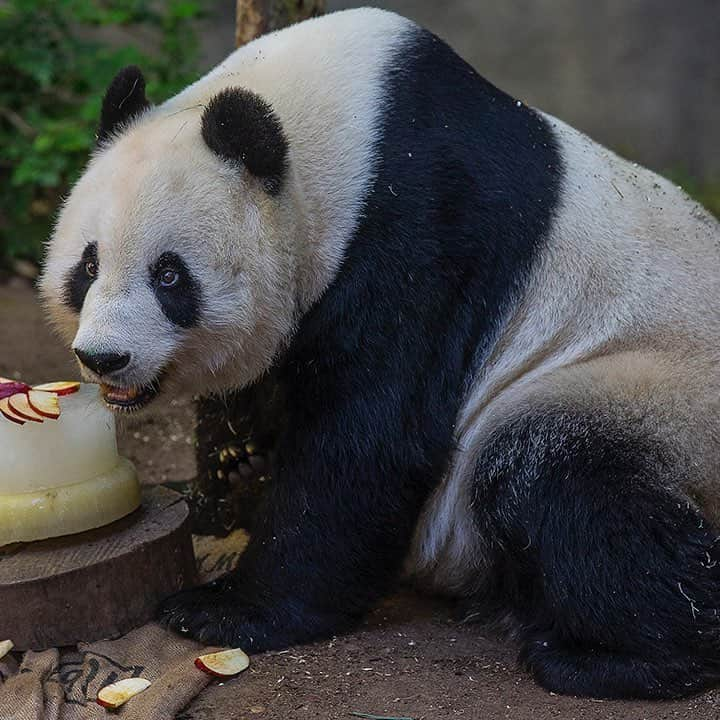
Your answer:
[27,390,61,419]
[0,639,13,661]
[8,393,45,423]
[97,677,151,709]
[0,398,27,425]
[32,381,81,396]
[195,648,250,678]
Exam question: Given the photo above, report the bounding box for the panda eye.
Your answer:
[158,267,180,288]
[84,259,98,278]
[81,243,99,279]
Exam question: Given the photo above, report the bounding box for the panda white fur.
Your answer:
[41,7,720,700]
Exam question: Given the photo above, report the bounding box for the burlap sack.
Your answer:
[0,531,248,720]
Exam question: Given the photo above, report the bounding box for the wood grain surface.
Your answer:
[0,486,197,650]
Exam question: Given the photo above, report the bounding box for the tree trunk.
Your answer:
[235,0,325,47]
[189,0,325,536]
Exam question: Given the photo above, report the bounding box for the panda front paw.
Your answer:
[158,578,270,648]
[221,440,269,486]
[158,578,349,651]
[215,438,266,469]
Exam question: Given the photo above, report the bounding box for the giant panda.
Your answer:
[40,7,720,700]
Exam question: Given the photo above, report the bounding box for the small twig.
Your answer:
[117,76,139,110]
[0,107,36,138]
[170,120,190,145]
[610,180,624,199]
[678,582,699,620]
[350,713,415,720]
[163,103,207,119]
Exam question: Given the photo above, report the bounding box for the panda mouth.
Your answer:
[100,378,162,411]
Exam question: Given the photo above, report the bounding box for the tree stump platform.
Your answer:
[0,486,196,650]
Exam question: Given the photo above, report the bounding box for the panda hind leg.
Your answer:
[471,406,720,699]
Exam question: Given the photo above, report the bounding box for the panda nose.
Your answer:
[74,349,131,376]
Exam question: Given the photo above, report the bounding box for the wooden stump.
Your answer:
[0,486,196,651]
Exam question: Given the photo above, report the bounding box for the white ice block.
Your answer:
[0,383,140,545]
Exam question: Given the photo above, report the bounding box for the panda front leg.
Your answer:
[158,408,439,650]
[472,406,720,699]
[191,384,277,534]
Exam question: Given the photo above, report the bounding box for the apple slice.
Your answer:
[0,398,26,425]
[8,393,45,423]
[194,648,250,678]
[0,639,13,661]
[32,381,81,396]
[0,381,31,400]
[97,677,151,709]
[27,390,61,419]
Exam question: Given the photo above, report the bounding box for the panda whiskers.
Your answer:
[170,120,190,145]
[162,103,207,120]
[162,103,209,144]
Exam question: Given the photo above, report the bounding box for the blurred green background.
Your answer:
[1,0,718,272]
[0,0,203,270]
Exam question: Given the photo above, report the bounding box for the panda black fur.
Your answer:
[40,8,720,700]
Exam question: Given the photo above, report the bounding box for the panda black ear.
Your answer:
[201,87,289,195]
[97,65,151,145]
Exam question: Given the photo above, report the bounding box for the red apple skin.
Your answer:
[0,382,31,401]
[27,390,60,419]
[194,650,249,678]
[194,657,239,678]
[0,411,24,425]
[0,398,27,425]
[96,697,128,710]
[96,677,151,708]
[194,657,226,677]
[32,381,81,396]
[8,394,44,423]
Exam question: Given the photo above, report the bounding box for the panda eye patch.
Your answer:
[150,251,201,328]
[63,241,98,313]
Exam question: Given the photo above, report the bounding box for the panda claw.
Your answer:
[217,444,244,467]
[158,581,266,648]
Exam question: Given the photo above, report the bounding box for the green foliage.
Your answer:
[0,0,204,269]
[696,184,720,220]
[667,171,720,221]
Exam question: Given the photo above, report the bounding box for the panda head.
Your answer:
[40,66,303,410]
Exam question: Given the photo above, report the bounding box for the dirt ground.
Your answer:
[3,278,720,719]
